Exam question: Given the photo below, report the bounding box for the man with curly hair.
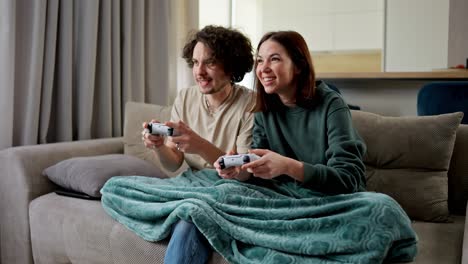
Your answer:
[141,25,255,263]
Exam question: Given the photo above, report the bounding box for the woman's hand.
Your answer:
[141,120,165,150]
[214,150,241,179]
[242,149,303,180]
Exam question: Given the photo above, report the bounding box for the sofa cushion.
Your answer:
[410,215,465,263]
[29,193,229,264]
[43,154,167,197]
[351,111,463,222]
[123,101,189,177]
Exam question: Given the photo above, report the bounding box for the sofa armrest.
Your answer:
[0,137,123,264]
[462,204,468,264]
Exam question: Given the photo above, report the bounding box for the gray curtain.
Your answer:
[0,0,197,149]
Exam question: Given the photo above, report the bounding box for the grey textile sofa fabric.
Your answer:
[0,102,468,264]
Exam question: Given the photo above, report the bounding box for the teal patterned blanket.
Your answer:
[101,169,417,264]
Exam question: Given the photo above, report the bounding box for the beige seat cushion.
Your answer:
[30,193,464,264]
[29,193,228,264]
[351,111,463,222]
[410,216,464,263]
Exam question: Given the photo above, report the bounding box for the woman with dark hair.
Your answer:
[247,31,366,193]
[215,31,417,262]
[216,30,366,194]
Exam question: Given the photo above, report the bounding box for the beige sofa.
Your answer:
[1,101,467,264]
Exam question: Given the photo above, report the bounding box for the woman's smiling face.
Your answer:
[256,39,299,99]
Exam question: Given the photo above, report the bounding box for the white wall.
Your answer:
[199,0,230,28]
[384,0,450,72]
[232,0,261,47]
[259,0,383,52]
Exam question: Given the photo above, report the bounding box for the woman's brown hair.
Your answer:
[254,31,316,111]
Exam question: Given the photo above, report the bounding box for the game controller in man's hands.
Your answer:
[147,122,179,136]
[219,154,260,169]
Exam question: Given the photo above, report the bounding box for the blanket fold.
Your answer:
[101,169,417,264]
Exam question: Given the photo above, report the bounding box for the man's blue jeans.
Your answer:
[164,220,212,264]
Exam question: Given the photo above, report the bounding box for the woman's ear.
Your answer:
[294,65,301,75]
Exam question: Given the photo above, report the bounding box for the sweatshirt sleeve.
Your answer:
[302,108,367,194]
[251,113,270,150]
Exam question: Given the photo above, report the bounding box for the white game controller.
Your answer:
[219,154,260,169]
[147,122,179,136]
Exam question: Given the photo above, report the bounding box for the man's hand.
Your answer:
[166,120,208,154]
[163,120,225,167]
[141,120,165,150]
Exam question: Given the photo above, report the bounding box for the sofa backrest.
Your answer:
[448,124,468,215]
[124,102,468,217]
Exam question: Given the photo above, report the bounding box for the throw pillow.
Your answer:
[43,154,168,197]
[351,110,463,222]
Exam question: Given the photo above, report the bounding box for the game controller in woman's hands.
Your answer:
[219,154,260,169]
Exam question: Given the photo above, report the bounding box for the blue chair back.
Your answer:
[417,81,468,124]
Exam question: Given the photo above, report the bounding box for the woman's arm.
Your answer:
[301,108,366,194]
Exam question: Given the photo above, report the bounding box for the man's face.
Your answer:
[192,42,231,94]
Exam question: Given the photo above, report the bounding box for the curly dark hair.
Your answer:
[182,25,254,83]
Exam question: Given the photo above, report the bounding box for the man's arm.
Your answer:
[167,121,225,165]
[142,121,185,172]
[154,142,185,172]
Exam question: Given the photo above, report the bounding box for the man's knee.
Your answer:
[173,220,197,237]
[166,220,211,264]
